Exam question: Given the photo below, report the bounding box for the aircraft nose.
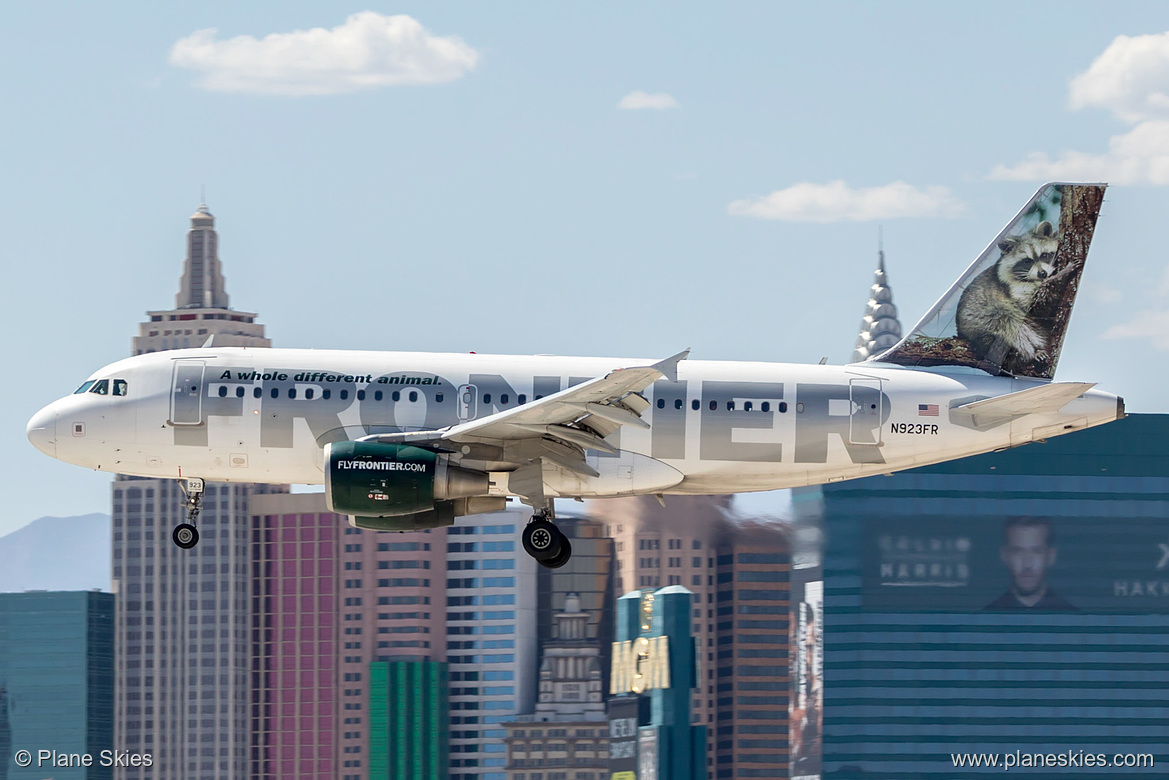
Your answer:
[27,404,57,458]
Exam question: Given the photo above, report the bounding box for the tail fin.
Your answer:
[874,183,1105,380]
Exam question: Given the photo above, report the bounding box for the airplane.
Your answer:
[28,183,1122,568]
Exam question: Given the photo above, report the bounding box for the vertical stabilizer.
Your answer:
[874,183,1105,379]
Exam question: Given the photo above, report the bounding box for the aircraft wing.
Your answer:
[440,348,689,448]
[356,349,688,492]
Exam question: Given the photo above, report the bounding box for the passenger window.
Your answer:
[306,388,315,400]
[253,387,261,399]
[322,389,331,400]
[113,379,128,396]
[289,388,297,399]
[340,390,349,400]
[501,394,509,405]
[235,386,244,398]
[691,399,699,411]
[761,401,770,413]
[727,401,734,411]
[709,400,717,411]
[518,394,526,404]
[436,393,445,403]
[90,379,109,395]
[780,402,789,413]
[392,391,400,402]
[74,380,96,394]
[483,393,492,404]
[218,386,227,398]
[270,388,278,399]
[657,399,665,409]
[409,391,418,402]
[357,390,365,401]
[674,399,683,410]
[374,391,383,401]
[744,401,753,411]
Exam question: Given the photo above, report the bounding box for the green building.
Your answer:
[368,660,449,780]
[809,414,1169,779]
[0,591,114,780]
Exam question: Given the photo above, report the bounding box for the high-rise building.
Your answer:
[0,591,114,780]
[113,204,273,780]
[446,507,541,780]
[132,205,268,356]
[713,523,796,779]
[849,247,901,364]
[249,492,342,780]
[812,413,1169,779]
[336,511,448,779]
[596,496,803,780]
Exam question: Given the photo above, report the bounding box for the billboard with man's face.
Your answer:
[863,515,1169,612]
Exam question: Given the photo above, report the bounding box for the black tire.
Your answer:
[540,537,573,569]
[173,523,199,549]
[522,519,562,559]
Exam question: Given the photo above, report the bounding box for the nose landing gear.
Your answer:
[172,478,203,550]
[522,505,572,569]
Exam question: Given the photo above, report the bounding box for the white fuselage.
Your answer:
[27,347,1122,499]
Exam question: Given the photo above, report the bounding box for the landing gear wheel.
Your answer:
[540,537,573,569]
[173,523,199,549]
[173,478,204,550]
[523,519,562,559]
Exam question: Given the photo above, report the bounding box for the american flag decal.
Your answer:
[918,404,939,417]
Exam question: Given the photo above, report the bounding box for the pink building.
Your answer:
[251,493,341,779]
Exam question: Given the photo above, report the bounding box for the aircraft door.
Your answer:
[457,384,477,421]
[849,378,883,446]
[171,361,206,425]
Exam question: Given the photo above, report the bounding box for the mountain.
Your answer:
[0,513,110,592]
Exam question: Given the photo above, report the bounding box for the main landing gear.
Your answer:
[522,506,572,569]
[172,478,203,550]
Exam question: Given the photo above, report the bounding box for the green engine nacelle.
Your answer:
[325,441,438,517]
[324,440,490,520]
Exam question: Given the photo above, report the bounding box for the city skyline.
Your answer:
[11,4,1169,535]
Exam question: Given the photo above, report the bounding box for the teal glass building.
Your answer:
[808,413,1169,778]
[0,591,114,779]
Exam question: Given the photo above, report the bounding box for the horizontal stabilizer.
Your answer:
[952,381,1095,426]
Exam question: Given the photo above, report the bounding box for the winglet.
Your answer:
[652,348,690,382]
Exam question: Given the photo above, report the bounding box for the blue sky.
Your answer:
[5,3,1169,535]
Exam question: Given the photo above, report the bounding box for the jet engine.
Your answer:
[324,441,501,530]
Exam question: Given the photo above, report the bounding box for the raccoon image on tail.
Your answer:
[955,220,1076,373]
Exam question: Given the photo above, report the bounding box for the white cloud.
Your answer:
[1102,309,1169,348]
[991,31,1169,185]
[1088,285,1124,305]
[617,91,679,110]
[989,121,1169,185]
[169,12,478,95]
[726,180,964,223]
[1070,32,1169,122]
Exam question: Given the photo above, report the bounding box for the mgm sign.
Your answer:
[610,635,670,694]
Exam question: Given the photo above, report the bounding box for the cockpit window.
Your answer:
[74,380,96,394]
[90,379,109,395]
[113,379,128,396]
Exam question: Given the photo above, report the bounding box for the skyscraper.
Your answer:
[814,414,1169,778]
[132,204,269,355]
[113,204,273,780]
[595,495,802,780]
[849,247,901,364]
[0,591,114,780]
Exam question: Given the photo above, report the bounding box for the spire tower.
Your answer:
[850,245,902,363]
[132,204,269,354]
